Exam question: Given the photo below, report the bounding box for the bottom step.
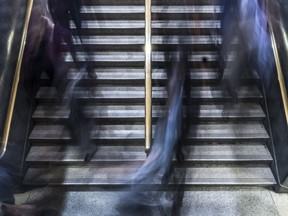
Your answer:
[23,165,276,187]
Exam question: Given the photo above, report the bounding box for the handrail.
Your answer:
[269,24,288,124]
[265,0,288,125]
[0,0,34,159]
[145,0,152,153]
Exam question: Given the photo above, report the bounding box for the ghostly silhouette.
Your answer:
[47,0,97,162]
[23,0,97,162]
[219,0,271,102]
[132,44,189,189]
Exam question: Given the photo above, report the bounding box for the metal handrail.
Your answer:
[0,0,34,159]
[265,0,288,124]
[145,0,152,153]
[269,25,288,124]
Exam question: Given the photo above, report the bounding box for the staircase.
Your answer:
[23,0,276,187]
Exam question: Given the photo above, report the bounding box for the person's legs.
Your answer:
[0,167,15,205]
[68,96,97,162]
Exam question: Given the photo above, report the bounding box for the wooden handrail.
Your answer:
[0,0,34,159]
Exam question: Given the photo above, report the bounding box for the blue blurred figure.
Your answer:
[127,44,189,212]
[218,0,271,102]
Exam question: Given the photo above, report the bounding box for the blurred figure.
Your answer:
[134,45,187,184]
[0,0,98,213]
[0,166,59,215]
[47,0,97,162]
[23,0,97,162]
[48,0,95,77]
[0,167,15,205]
[1,202,59,216]
[219,0,271,102]
[216,0,239,83]
[117,46,188,216]
[123,43,189,214]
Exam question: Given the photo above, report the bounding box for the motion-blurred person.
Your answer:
[216,0,240,82]
[127,44,189,210]
[1,157,58,214]
[47,0,97,162]
[116,45,188,216]
[219,0,270,102]
[48,0,95,77]
[23,0,97,162]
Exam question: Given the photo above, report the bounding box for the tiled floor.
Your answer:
[2,187,287,216]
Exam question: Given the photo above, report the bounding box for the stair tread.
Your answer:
[35,86,262,100]
[81,5,145,13]
[62,51,222,62]
[41,68,258,80]
[71,20,220,29]
[79,5,221,14]
[26,144,272,163]
[33,103,265,119]
[23,165,276,186]
[71,35,221,45]
[152,5,222,13]
[62,52,237,63]
[29,123,269,140]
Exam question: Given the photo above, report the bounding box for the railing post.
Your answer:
[145,0,152,154]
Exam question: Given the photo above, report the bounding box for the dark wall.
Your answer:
[0,0,34,188]
[262,0,288,192]
[261,63,288,192]
[0,0,27,139]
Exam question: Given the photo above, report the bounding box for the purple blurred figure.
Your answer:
[23,0,97,162]
[47,0,97,162]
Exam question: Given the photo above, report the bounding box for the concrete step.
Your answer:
[71,35,220,45]
[62,51,222,62]
[79,5,221,14]
[32,103,265,123]
[78,5,220,20]
[185,123,268,141]
[152,20,220,29]
[81,0,219,6]
[152,5,221,14]
[152,68,259,80]
[81,0,144,6]
[29,122,268,143]
[62,52,235,67]
[152,0,220,6]
[23,165,276,187]
[71,20,219,30]
[66,35,220,52]
[26,144,272,165]
[40,68,258,85]
[35,86,262,103]
[29,124,144,144]
[152,86,262,101]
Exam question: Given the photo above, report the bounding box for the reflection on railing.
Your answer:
[0,0,34,159]
[145,0,152,153]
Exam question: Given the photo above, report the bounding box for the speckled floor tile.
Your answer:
[4,187,283,216]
